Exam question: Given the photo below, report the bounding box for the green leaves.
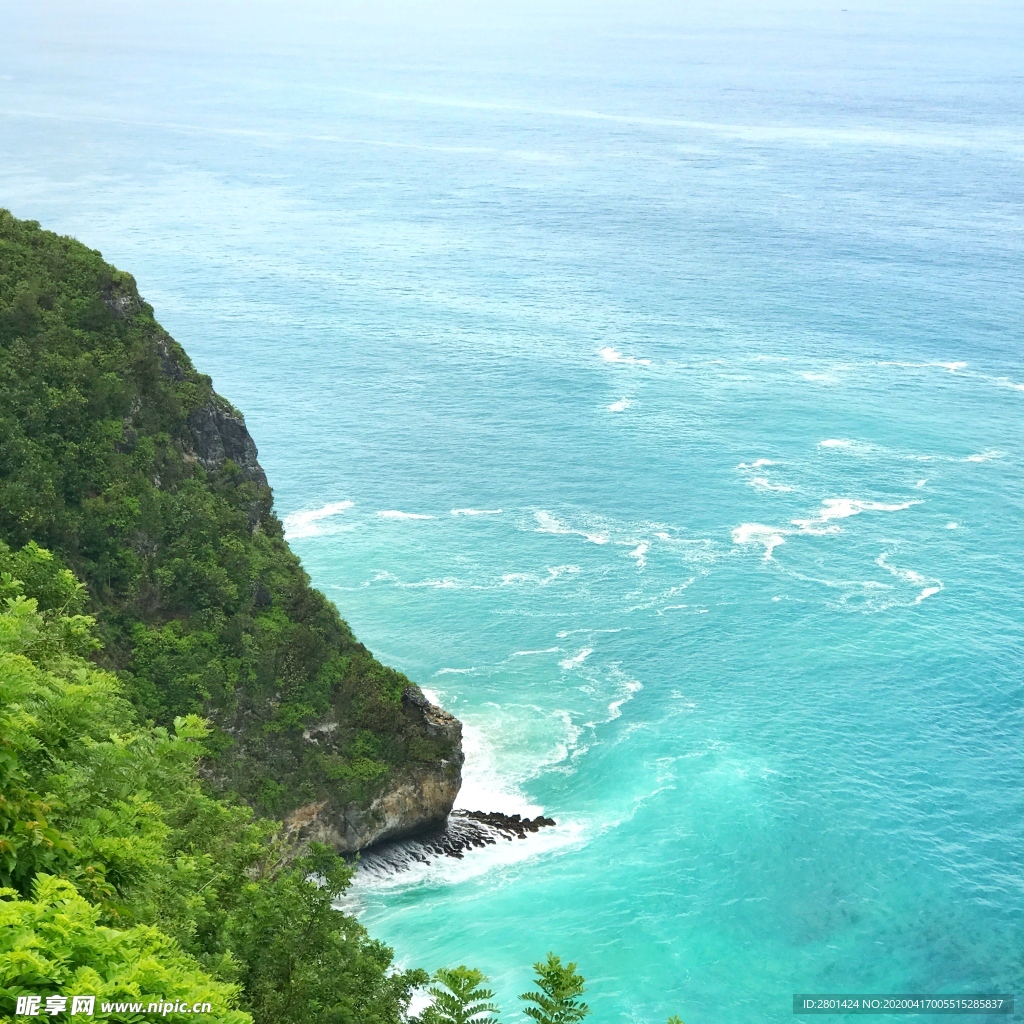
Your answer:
[0,209,461,822]
[519,953,590,1024]
[225,843,426,1024]
[0,568,431,1024]
[421,966,500,1024]
[0,875,249,1023]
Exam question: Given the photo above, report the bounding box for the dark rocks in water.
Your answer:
[356,809,557,874]
[459,810,557,841]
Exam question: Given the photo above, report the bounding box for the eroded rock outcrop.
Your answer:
[284,689,464,853]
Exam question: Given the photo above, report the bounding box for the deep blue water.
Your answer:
[3,2,1023,1020]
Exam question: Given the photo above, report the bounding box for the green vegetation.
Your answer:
[0,210,688,1024]
[421,967,500,1024]
[2,877,248,1024]
[0,208,458,820]
[0,561,425,1021]
[519,954,591,1024]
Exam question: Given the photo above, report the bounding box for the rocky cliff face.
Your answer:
[186,396,269,490]
[2,211,466,858]
[169,370,465,852]
[285,690,464,853]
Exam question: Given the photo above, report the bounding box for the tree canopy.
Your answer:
[0,209,459,821]
[0,554,424,1022]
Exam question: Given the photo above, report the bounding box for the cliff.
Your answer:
[0,209,463,852]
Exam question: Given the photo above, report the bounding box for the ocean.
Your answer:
[2,1,1022,1020]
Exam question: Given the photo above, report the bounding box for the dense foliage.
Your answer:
[0,209,458,819]
[0,558,426,1022]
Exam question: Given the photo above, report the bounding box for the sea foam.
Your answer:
[732,523,786,560]
[627,541,649,568]
[876,552,943,605]
[282,500,354,539]
[749,476,794,493]
[534,510,609,544]
[792,497,921,532]
[599,346,652,366]
[559,647,593,670]
[352,702,588,892]
[377,509,435,519]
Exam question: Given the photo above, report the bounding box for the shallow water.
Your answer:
[3,2,1023,1019]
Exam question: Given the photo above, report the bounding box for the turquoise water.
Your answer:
[3,2,1023,1020]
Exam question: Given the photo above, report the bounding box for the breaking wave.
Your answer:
[282,500,354,539]
[377,510,435,519]
[599,346,652,366]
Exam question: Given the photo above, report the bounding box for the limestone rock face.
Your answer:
[285,689,465,853]
[187,396,269,489]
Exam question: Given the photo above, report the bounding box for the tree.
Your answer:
[0,209,461,825]
[667,1016,686,1024]
[225,843,427,1024]
[421,966,500,1024]
[519,953,589,1024]
[0,874,249,1023]
[0,563,427,1024]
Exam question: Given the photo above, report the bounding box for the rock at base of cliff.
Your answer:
[282,689,465,855]
[354,809,558,875]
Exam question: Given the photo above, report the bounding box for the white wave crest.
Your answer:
[964,450,1006,463]
[607,679,643,721]
[534,511,608,545]
[879,360,967,372]
[377,510,435,519]
[599,346,652,366]
[731,523,786,560]
[283,500,355,539]
[451,508,503,516]
[545,565,581,582]
[559,647,593,670]
[876,552,943,605]
[736,458,792,493]
[534,510,570,535]
[792,497,921,532]
[352,702,589,892]
[500,572,532,586]
[749,476,794,493]
[607,397,632,412]
[627,541,649,568]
